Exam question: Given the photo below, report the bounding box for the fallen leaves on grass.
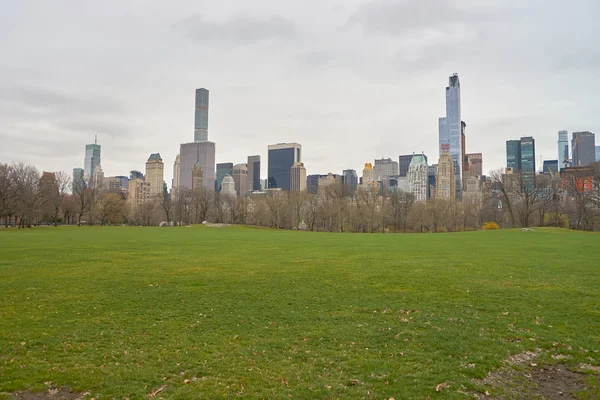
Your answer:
[147,385,166,398]
[435,381,450,392]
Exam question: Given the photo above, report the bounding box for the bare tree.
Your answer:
[73,181,97,226]
[389,190,414,232]
[12,163,41,228]
[97,193,126,225]
[156,192,174,224]
[0,163,16,227]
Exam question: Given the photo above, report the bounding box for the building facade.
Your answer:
[506,140,522,172]
[408,154,428,202]
[436,152,455,199]
[233,163,248,196]
[73,168,85,192]
[520,136,536,188]
[194,88,209,142]
[342,169,358,197]
[221,175,236,197]
[247,155,261,191]
[92,165,104,190]
[267,143,301,191]
[84,141,101,182]
[362,163,375,185]
[145,153,164,198]
[543,160,559,175]
[438,73,462,199]
[374,158,399,180]
[103,177,122,195]
[191,162,203,191]
[596,146,600,162]
[572,131,596,167]
[290,162,307,191]
[128,178,151,205]
[216,163,234,192]
[558,130,569,169]
[172,155,180,196]
[464,153,483,178]
[179,141,216,191]
[398,155,413,177]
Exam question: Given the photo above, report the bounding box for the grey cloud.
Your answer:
[173,14,297,46]
[556,52,600,71]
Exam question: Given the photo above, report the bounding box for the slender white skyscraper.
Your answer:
[438,74,462,199]
[558,130,569,170]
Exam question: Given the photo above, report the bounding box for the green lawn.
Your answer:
[0,227,599,399]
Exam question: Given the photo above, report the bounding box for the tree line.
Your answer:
[1,161,599,231]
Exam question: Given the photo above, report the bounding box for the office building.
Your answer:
[191,162,203,191]
[247,155,261,191]
[558,130,569,169]
[542,160,559,176]
[172,155,180,195]
[84,138,101,182]
[464,153,483,178]
[374,158,399,180]
[408,153,428,202]
[128,178,151,205]
[194,88,209,142]
[572,131,596,167]
[342,169,358,197]
[362,163,375,185]
[72,168,85,192]
[179,141,216,191]
[506,140,522,172]
[318,173,341,192]
[115,176,129,192]
[520,136,536,188]
[428,165,437,199]
[596,146,600,162]
[306,174,320,194]
[438,73,462,199]
[398,155,413,177]
[267,143,301,190]
[290,162,307,192]
[221,175,236,197]
[103,177,122,195]
[436,152,455,199]
[92,165,104,190]
[215,163,234,192]
[145,153,164,198]
[233,163,248,196]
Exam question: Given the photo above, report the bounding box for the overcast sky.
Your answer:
[1,0,598,186]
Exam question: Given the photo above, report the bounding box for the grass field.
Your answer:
[0,226,599,399]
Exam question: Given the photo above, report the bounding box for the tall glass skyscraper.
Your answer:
[572,131,596,167]
[342,169,358,197]
[267,143,301,191]
[438,74,462,199]
[520,136,536,189]
[558,130,569,170]
[398,155,413,177]
[506,140,521,171]
[194,88,209,142]
[247,155,261,191]
[84,139,101,181]
[216,163,234,192]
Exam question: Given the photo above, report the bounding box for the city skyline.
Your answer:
[1,1,599,184]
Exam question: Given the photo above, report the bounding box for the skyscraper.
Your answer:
[438,73,462,199]
[342,169,358,197]
[145,153,164,198]
[408,154,428,202]
[520,136,536,189]
[194,88,209,142]
[596,146,600,162]
[558,130,569,169]
[374,158,399,180]
[84,137,101,182]
[247,155,261,191]
[179,141,216,191]
[362,163,375,185]
[542,160,559,175]
[216,163,234,192]
[464,153,483,177]
[572,131,596,167]
[92,165,104,190]
[172,155,180,197]
[233,163,248,196]
[72,168,85,192]
[220,175,236,197]
[506,140,522,172]
[398,155,414,177]
[267,143,301,191]
[436,152,455,199]
[191,162,203,191]
[290,162,307,192]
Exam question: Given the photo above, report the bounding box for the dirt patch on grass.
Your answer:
[473,350,597,399]
[3,388,86,400]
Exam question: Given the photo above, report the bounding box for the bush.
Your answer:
[482,222,500,230]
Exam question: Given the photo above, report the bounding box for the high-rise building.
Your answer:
[92,165,104,190]
[464,153,483,178]
[506,140,522,172]
[72,168,85,192]
[428,165,437,199]
[247,155,261,191]
[342,169,358,197]
[179,141,216,191]
[172,155,180,196]
[572,131,596,167]
[398,155,413,177]
[461,121,467,175]
[191,162,203,191]
[362,163,375,185]
[84,138,101,182]
[558,130,569,169]
[436,152,455,199]
[438,73,462,199]
[194,88,209,142]
[145,153,164,198]
[127,178,151,205]
[267,143,301,191]
[520,136,536,188]
[318,173,341,192]
[374,158,399,180]
[408,154,428,202]
[103,177,122,195]
[116,176,129,192]
[542,160,559,176]
[220,175,236,197]
[233,163,248,196]
[216,163,234,192]
[290,162,307,192]
[596,146,600,162]
[306,174,319,194]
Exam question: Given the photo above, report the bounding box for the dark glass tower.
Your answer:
[194,88,209,142]
[267,143,301,191]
